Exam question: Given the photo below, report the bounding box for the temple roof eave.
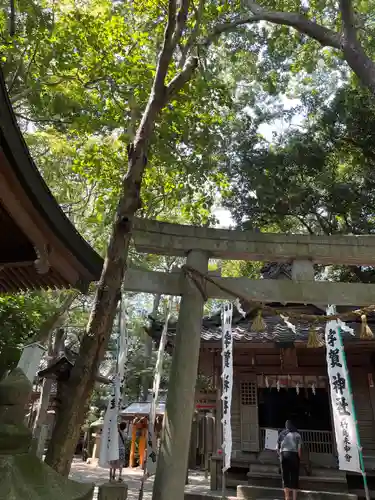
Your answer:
[0,68,103,292]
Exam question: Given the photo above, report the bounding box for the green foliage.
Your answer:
[123,335,171,403]
[0,293,59,376]
[0,0,244,253]
[223,82,375,281]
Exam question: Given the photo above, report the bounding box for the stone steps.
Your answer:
[237,485,357,500]
[246,470,347,493]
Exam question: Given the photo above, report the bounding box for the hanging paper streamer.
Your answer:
[280,314,297,334]
[235,298,246,318]
[325,306,360,473]
[221,303,233,472]
[145,298,172,476]
[99,374,121,468]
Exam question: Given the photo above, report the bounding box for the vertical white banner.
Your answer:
[325,306,361,473]
[118,294,128,397]
[145,299,171,476]
[99,375,121,467]
[221,303,233,472]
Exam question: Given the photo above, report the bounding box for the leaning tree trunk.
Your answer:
[44,1,199,475]
[44,143,148,475]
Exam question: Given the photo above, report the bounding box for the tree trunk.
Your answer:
[44,97,168,477]
[44,1,198,475]
[33,328,65,458]
[343,44,375,94]
[44,166,143,475]
[141,293,161,402]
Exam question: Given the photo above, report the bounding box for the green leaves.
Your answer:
[223,81,375,244]
[0,292,60,377]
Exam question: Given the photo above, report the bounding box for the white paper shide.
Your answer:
[221,303,233,472]
[325,314,360,473]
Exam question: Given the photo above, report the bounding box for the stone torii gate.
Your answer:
[124,218,375,500]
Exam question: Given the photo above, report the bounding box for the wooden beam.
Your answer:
[122,268,375,306]
[132,218,375,265]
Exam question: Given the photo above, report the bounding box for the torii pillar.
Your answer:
[152,250,209,500]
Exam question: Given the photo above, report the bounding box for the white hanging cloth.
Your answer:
[325,305,360,473]
[99,292,128,468]
[221,302,233,472]
[118,292,129,399]
[99,374,121,467]
[145,297,172,476]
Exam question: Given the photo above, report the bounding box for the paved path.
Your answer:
[69,459,229,499]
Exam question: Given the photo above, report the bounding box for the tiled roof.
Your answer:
[198,315,362,343]
[146,260,375,345]
[120,401,166,416]
[149,311,368,345]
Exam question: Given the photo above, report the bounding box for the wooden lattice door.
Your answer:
[240,380,260,452]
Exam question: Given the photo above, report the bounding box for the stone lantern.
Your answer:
[17,342,46,382]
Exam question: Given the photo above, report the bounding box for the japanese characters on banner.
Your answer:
[325,307,361,473]
[221,303,233,472]
[99,293,129,469]
[99,374,121,468]
[145,299,172,476]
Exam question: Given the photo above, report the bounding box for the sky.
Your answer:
[214,206,234,228]
[213,94,303,230]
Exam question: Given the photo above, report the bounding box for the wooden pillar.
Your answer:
[129,424,137,468]
[216,367,222,446]
[188,417,197,469]
[139,427,146,467]
[153,250,209,500]
[366,365,375,422]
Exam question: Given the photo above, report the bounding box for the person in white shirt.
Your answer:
[277,420,302,500]
[109,422,127,482]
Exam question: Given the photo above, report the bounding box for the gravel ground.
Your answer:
[69,459,229,499]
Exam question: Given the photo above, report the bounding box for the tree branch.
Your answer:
[206,0,341,49]
[166,55,199,98]
[179,0,204,68]
[339,0,358,44]
[9,0,15,36]
[153,0,178,94]
[172,0,190,49]
[7,47,28,92]
[10,78,73,104]
[15,112,73,125]
[337,0,375,91]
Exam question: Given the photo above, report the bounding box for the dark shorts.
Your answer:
[281,451,300,489]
